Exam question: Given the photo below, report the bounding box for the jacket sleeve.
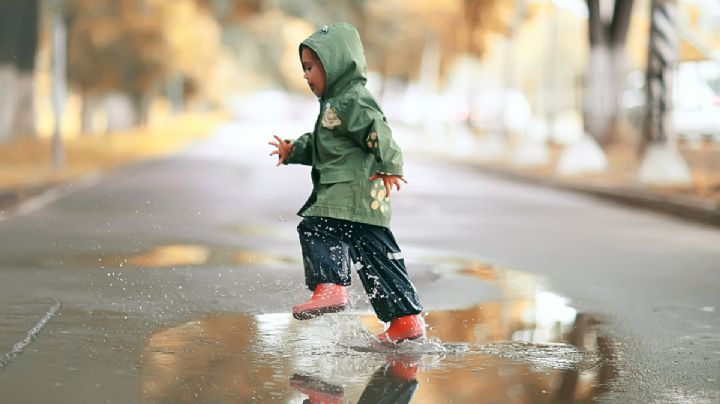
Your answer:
[284,132,313,166]
[342,98,404,176]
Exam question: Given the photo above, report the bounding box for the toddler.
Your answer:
[269,23,424,343]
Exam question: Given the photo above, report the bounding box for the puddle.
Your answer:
[72,249,619,402]
[140,257,616,403]
[141,309,613,403]
[126,245,211,267]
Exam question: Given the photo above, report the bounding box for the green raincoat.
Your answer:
[285,23,404,228]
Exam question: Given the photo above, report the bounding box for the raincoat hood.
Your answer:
[300,23,367,99]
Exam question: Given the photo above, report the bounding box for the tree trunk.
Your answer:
[638,0,691,185]
[585,44,615,143]
[0,66,18,143]
[14,71,36,138]
[642,0,677,150]
[0,0,39,142]
[584,0,634,145]
[50,0,66,170]
[104,92,137,132]
[81,92,105,134]
[81,93,92,134]
[167,72,184,114]
[501,0,526,138]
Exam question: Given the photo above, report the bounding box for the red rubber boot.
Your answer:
[376,314,424,343]
[292,283,348,320]
[290,374,344,404]
[387,356,420,380]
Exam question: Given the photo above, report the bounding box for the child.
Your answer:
[268,23,424,343]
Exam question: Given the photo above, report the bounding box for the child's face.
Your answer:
[301,47,325,97]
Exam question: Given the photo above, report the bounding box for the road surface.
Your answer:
[0,121,718,403]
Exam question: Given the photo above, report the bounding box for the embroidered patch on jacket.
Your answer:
[370,181,389,213]
[367,132,378,149]
[321,103,342,129]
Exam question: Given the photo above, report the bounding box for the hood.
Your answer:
[300,23,367,99]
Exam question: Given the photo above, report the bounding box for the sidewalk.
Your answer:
[398,127,720,228]
[0,113,223,213]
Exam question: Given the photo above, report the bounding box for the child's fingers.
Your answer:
[369,174,379,181]
[273,135,283,143]
[399,177,408,184]
[384,178,392,199]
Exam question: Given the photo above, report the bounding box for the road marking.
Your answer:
[14,173,103,217]
[0,301,62,369]
[2,161,158,222]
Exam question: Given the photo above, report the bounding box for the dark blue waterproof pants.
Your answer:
[297,217,423,322]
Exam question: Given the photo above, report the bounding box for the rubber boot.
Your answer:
[292,283,348,320]
[290,374,344,404]
[387,355,420,381]
[376,314,424,343]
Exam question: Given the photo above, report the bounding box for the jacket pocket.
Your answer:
[319,170,355,184]
[316,170,355,208]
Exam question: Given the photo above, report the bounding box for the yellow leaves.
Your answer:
[85,17,122,48]
[161,0,222,76]
[279,19,316,92]
[0,112,223,190]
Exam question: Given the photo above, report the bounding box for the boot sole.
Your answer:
[378,332,423,344]
[397,333,423,343]
[292,304,347,320]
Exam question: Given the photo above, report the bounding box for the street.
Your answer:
[1,121,718,403]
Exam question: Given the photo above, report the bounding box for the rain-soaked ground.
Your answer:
[1,246,617,403]
[1,123,718,403]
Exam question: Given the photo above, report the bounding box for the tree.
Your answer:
[637,0,691,185]
[49,0,67,170]
[65,0,167,132]
[0,0,40,143]
[584,0,634,145]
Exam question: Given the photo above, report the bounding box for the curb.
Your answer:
[0,155,173,221]
[0,185,54,220]
[472,164,720,228]
[413,150,720,229]
[0,170,112,221]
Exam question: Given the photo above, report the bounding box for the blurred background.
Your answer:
[0,0,719,202]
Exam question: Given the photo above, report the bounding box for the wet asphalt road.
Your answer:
[0,120,718,403]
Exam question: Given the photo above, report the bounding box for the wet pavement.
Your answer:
[0,121,719,403]
[0,256,614,403]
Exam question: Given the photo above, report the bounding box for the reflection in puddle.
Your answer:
[141,256,616,403]
[83,244,299,269]
[127,244,211,267]
[142,311,613,403]
[291,355,420,404]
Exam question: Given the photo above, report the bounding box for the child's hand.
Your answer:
[268,135,293,166]
[369,173,408,199]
